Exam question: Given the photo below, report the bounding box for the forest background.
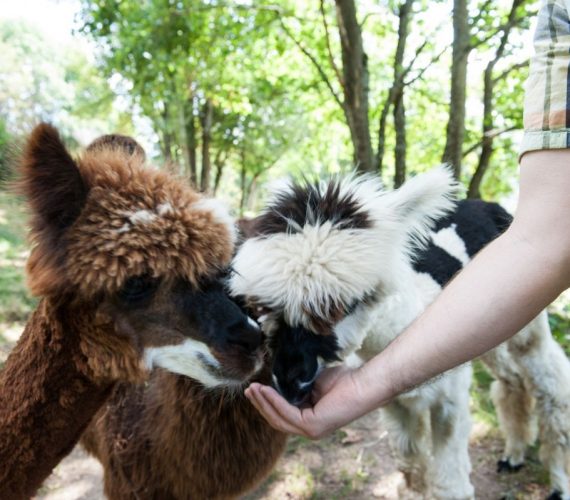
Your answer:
[1,1,570,497]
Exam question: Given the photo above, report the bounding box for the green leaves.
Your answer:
[75,0,535,205]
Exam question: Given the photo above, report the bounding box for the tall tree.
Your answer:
[442,0,470,179]
[334,0,374,172]
[467,0,530,198]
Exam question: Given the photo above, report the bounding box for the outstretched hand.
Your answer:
[244,366,373,439]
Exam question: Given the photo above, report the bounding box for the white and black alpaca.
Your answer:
[230,167,570,500]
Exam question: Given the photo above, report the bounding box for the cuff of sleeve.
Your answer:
[519,129,570,159]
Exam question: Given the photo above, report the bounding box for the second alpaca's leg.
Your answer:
[382,400,431,494]
[507,312,570,499]
[428,365,475,500]
[481,344,537,472]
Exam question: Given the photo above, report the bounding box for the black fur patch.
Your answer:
[433,200,512,257]
[270,318,340,405]
[345,289,380,316]
[497,459,523,474]
[255,179,373,236]
[413,200,513,286]
[413,245,463,287]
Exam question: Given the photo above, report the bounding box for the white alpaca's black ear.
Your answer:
[383,166,458,245]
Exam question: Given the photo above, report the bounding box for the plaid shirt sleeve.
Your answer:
[520,0,570,156]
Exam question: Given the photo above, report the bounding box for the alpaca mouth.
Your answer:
[197,352,226,380]
[201,349,264,385]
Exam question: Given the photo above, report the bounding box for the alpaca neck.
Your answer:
[0,299,114,499]
[133,371,287,499]
[337,256,438,360]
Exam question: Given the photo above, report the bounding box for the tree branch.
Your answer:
[492,60,529,83]
[279,18,344,111]
[404,44,449,86]
[462,126,517,157]
[320,0,345,90]
[469,4,528,52]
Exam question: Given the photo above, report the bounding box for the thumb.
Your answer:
[312,365,351,402]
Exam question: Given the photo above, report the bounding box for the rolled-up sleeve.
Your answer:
[520,0,570,156]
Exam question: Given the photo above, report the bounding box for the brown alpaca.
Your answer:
[81,204,287,498]
[0,124,268,498]
[82,368,287,499]
[82,220,287,499]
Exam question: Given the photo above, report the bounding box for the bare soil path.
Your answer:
[33,410,551,500]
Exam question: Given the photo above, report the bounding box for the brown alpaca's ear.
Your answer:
[19,123,88,297]
[86,133,146,161]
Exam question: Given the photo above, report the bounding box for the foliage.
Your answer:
[0,18,134,149]
[0,119,13,185]
[549,309,570,355]
[0,191,35,325]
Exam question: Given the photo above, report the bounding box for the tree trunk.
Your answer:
[442,0,470,179]
[335,0,373,172]
[199,98,213,193]
[468,0,524,197]
[213,149,226,196]
[376,92,393,175]
[185,97,198,188]
[160,106,174,163]
[468,67,494,199]
[239,148,247,216]
[377,0,414,179]
[393,88,407,188]
[245,176,260,213]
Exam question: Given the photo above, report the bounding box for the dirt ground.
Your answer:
[33,410,552,500]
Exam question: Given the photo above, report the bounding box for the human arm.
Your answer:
[245,150,570,438]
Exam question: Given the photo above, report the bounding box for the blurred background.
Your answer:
[1,0,569,498]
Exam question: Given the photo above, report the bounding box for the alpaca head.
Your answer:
[19,123,262,387]
[230,167,458,403]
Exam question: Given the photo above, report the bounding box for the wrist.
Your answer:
[351,356,397,413]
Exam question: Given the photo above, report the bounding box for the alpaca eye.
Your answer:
[118,275,159,303]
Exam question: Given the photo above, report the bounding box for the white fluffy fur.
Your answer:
[431,223,470,265]
[231,166,458,328]
[144,338,258,388]
[193,197,237,244]
[232,167,570,499]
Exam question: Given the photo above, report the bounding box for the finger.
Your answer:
[246,384,308,436]
[246,386,301,435]
[312,366,347,400]
[255,385,322,437]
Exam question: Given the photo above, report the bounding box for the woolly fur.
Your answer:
[0,124,242,499]
[230,166,458,329]
[21,130,234,298]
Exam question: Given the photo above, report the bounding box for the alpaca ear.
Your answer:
[20,123,87,232]
[19,123,88,296]
[86,133,146,161]
[383,166,459,245]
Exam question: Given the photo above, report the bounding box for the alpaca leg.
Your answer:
[382,400,430,493]
[491,379,536,471]
[507,312,570,499]
[482,344,537,472]
[428,366,474,500]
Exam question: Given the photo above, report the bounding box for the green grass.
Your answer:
[470,360,499,427]
[549,308,570,355]
[0,190,35,324]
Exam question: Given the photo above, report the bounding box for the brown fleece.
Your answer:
[83,368,287,500]
[0,300,114,499]
[24,135,232,299]
[0,123,236,497]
